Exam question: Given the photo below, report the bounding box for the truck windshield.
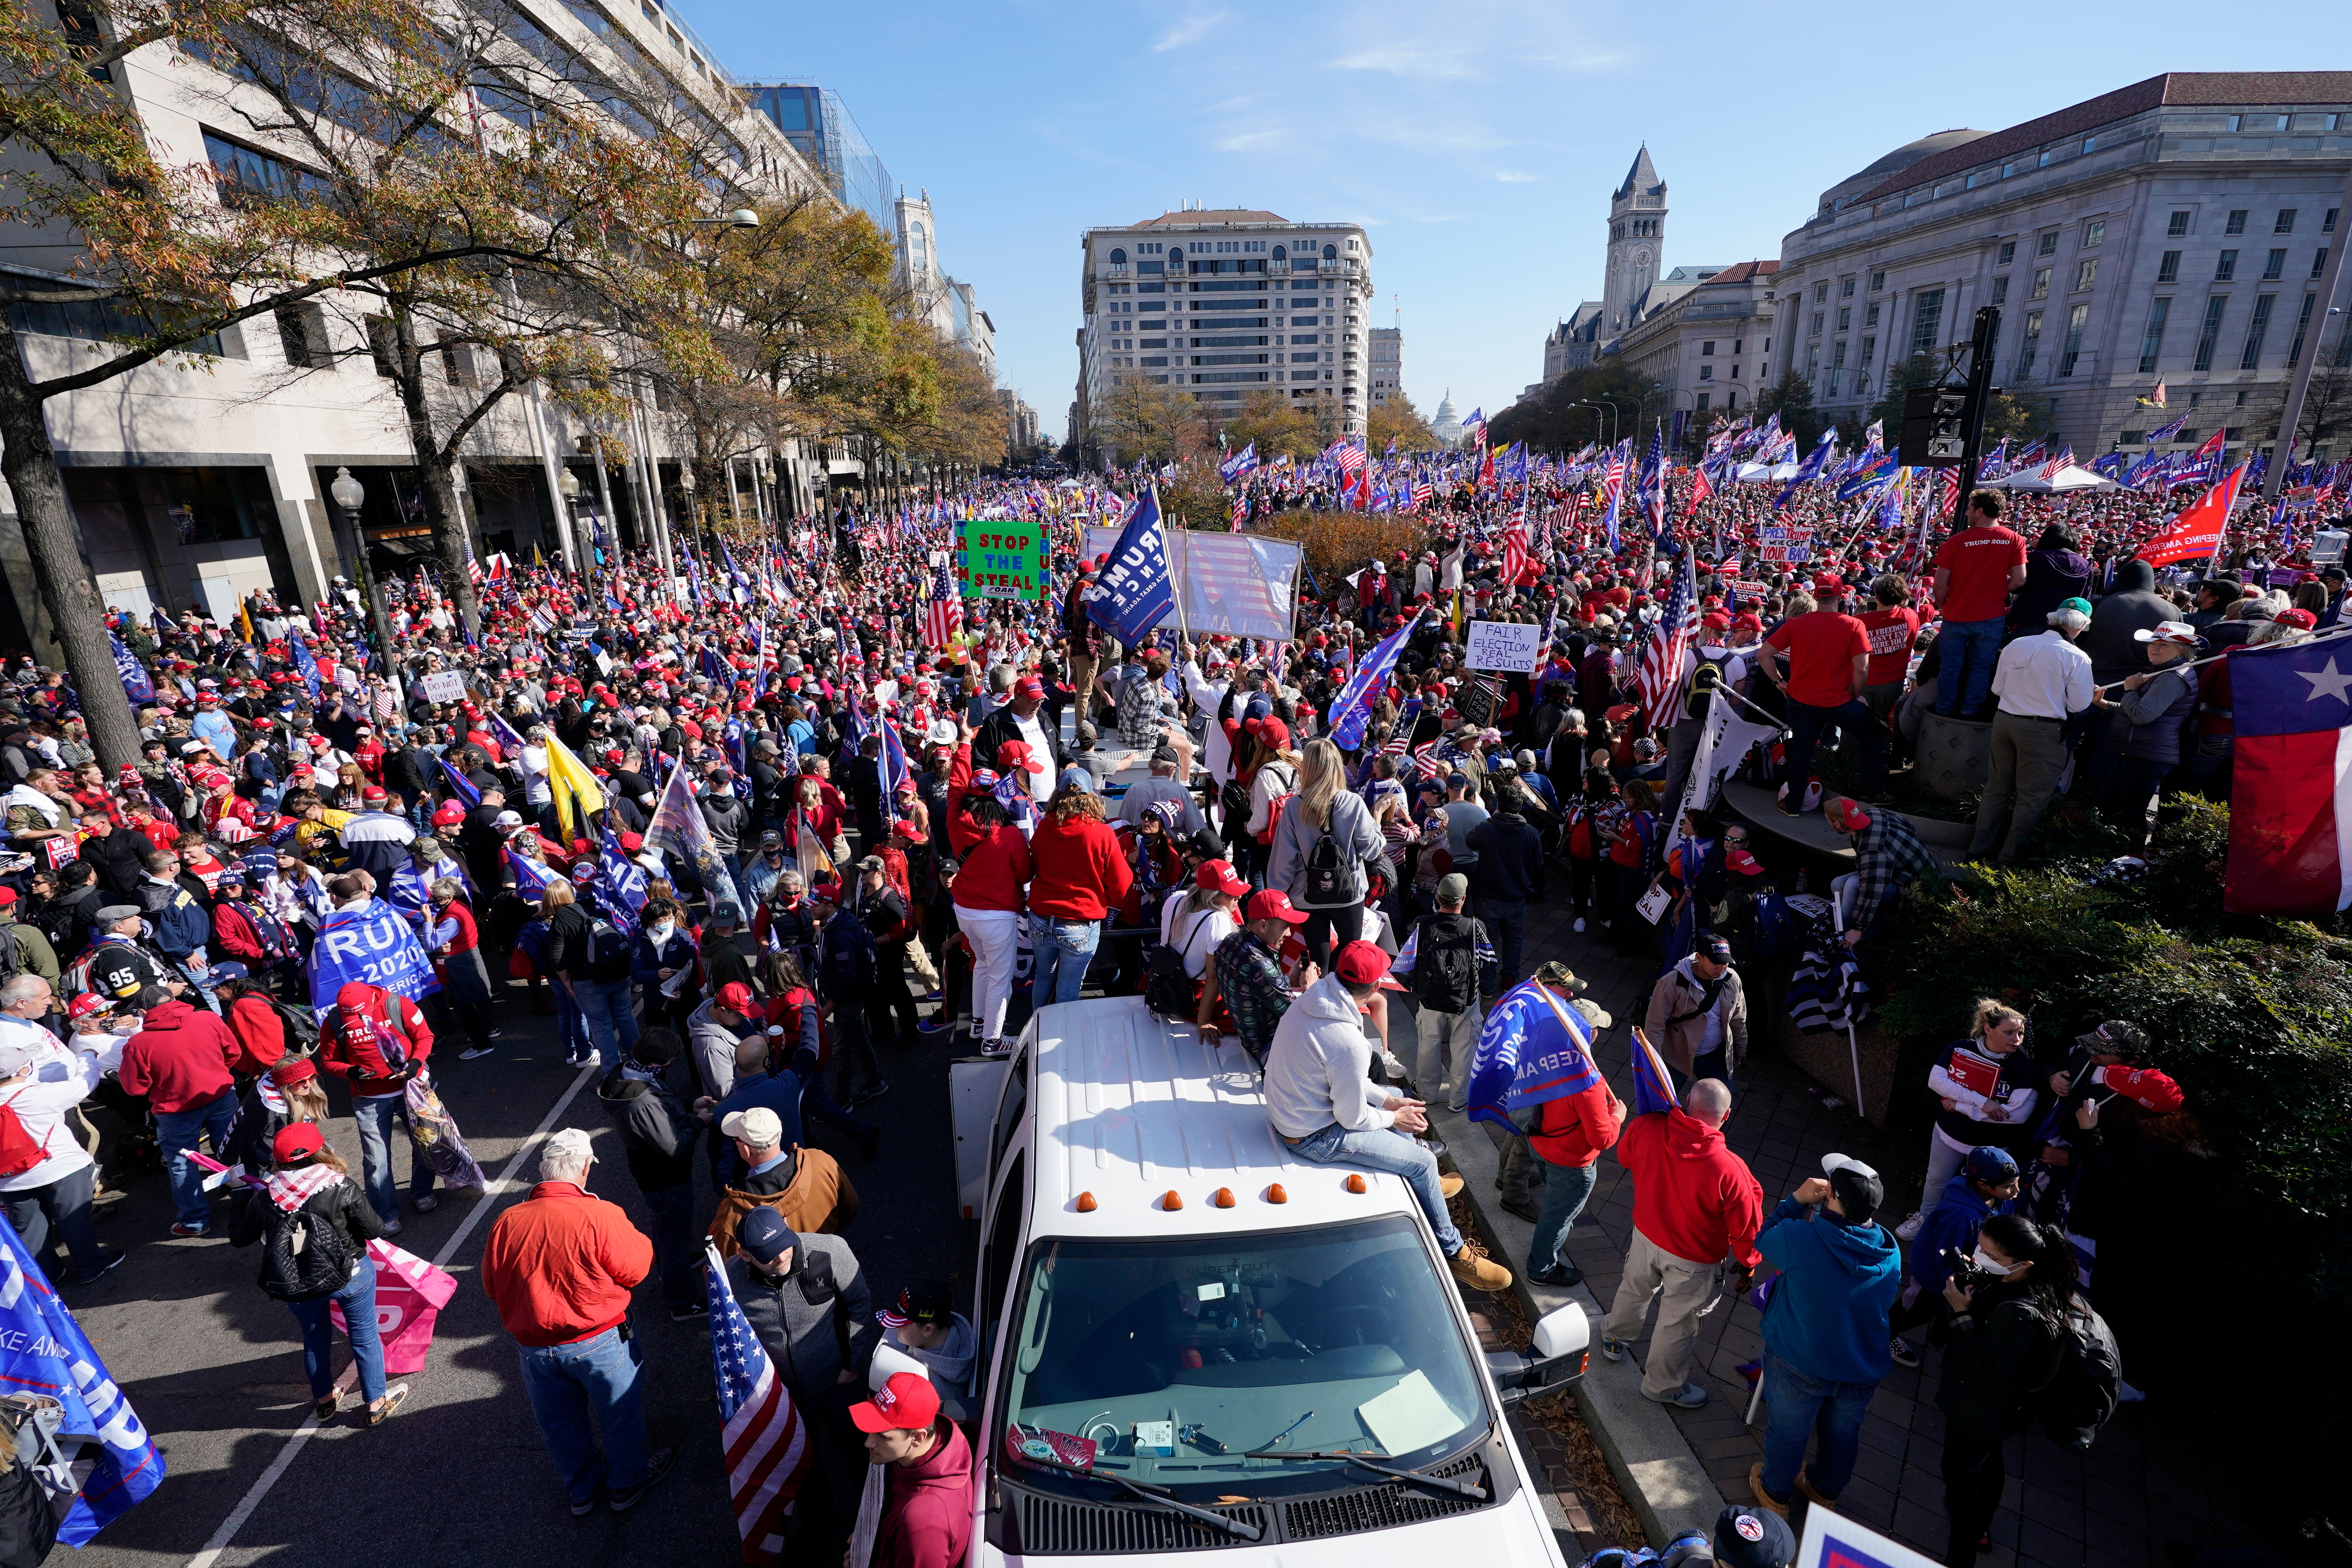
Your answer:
[995,1215,1487,1489]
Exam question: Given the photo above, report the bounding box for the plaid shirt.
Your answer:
[1214,928,1292,1060]
[1850,811,1935,932]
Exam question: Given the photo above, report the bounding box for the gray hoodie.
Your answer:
[881,1313,978,1404]
[1262,972,1390,1139]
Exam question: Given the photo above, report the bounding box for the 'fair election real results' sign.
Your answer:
[1465,619,1544,673]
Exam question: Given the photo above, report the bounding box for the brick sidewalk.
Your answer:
[1476,894,2255,1568]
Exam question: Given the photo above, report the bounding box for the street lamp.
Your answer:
[693,209,760,229]
[325,466,399,686]
[556,465,583,569]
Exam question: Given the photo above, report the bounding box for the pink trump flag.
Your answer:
[333,1241,459,1376]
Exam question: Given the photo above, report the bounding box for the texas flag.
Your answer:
[2226,635,2352,916]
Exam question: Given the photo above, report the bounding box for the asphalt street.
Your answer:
[60,989,975,1568]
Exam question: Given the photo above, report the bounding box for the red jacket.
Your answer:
[944,745,1031,914]
[225,993,287,1075]
[1025,813,1133,920]
[875,1419,975,1568]
[211,900,267,962]
[118,1000,239,1114]
[1613,1107,1763,1268]
[1530,1080,1624,1170]
[318,984,433,1098]
[479,1181,652,1347]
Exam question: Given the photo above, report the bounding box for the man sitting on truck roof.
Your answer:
[1262,940,1512,1293]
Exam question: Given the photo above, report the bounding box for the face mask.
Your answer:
[1970,1247,2019,1278]
[647,923,676,945]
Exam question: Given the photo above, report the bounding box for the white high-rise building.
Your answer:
[1074,205,1374,448]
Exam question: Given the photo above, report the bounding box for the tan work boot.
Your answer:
[1439,1172,1466,1199]
[1793,1467,1837,1509]
[1748,1461,1791,1519]
[1447,1249,1511,1292]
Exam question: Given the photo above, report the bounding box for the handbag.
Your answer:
[403,1072,487,1189]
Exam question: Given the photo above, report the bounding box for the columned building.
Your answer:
[1613,261,1781,422]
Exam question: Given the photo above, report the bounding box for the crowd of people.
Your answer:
[0,446,2337,1566]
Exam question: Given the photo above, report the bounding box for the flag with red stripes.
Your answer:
[706,1246,813,1564]
[922,552,961,648]
[1633,548,1699,729]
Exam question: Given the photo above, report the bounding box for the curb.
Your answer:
[1434,1102,1730,1548]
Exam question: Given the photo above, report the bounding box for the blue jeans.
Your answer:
[571,976,640,1069]
[1759,1351,1877,1502]
[1528,1158,1597,1274]
[1029,915,1099,1008]
[640,1181,700,1311]
[351,1093,434,1223]
[1935,616,2006,717]
[1481,900,1526,989]
[287,1256,386,1405]
[1785,697,1887,803]
[1290,1122,1463,1254]
[516,1324,650,1506]
[156,1090,238,1228]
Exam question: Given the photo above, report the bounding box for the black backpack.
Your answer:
[272,999,321,1058]
[1298,800,1364,909]
[260,1204,356,1303]
[2033,1300,2123,1450]
[582,915,633,984]
[1412,916,1481,1014]
[1681,649,1737,722]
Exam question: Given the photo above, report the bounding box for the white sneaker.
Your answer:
[1573,918,1586,933]
[1893,1210,1926,1241]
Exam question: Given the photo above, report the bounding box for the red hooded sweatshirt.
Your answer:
[875,1419,975,1568]
[1026,811,1133,921]
[318,982,433,1100]
[1613,1107,1764,1268]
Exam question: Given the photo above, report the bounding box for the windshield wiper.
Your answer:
[1019,1453,1263,1541]
[1241,1448,1488,1501]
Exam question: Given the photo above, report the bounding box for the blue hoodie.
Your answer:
[1909,1172,2017,1296]
[1757,1197,1902,1383]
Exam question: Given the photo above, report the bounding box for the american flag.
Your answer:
[1635,428,1666,535]
[2036,447,2075,481]
[706,1246,813,1565]
[1409,480,1433,511]
[1501,501,1530,584]
[1633,549,1699,729]
[1599,441,1630,550]
[1410,740,1444,780]
[922,551,960,648]
[1328,440,1365,477]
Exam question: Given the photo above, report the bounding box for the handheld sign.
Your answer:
[1464,620,1543,674]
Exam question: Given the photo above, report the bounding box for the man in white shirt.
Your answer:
[1967,598,2096,864]
[0,978,122,1285]
[519,724,555,832]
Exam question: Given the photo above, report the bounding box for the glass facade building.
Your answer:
[749,83,893,231]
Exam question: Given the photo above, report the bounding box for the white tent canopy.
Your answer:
[1989,463,2117,492]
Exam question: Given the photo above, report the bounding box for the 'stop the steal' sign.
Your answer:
[958,515,1047,601]
[1464,619,1544,673]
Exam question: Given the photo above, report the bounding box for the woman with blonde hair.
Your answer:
[1268,737,1388,969]
[1893,999,2042,1241]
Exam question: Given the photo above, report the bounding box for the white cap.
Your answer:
[1821,1151,1878,1181]
[720,1106,783,1148]
[539,1126,595,1179]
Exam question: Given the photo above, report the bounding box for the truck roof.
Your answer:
[1025,995,1419,1240]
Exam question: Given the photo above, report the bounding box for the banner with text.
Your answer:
[959,516,1048,601]
[1464,620,1544,673]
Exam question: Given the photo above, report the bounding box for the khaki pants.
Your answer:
[904,933,939,990]
[1414,1004,1480,1110]
[1606,1229,1719,1398]
[1968,710,2070,862]
[1070,652,1098,723]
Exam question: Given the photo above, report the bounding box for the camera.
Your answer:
[1941,1247,1996,1294]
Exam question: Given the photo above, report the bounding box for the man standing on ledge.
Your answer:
[1965,599,2095,864]
[1931,490,2028,720]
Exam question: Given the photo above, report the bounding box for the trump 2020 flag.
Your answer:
[2225,635,2352,915]
[1464,979,1603,1132]
[0,1218,163,1544]
[1629,1025,1682,1117]
[1327,607,1425,752]
[110,633,153,704]
[1086,486,1175,644]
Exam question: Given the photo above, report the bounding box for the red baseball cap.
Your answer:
[996,740,1034,773]
[1014,675,1046,701]
[273,1122,325,1162]
[1249,716,1290,750]
[67,992,110,1022]
[1332,940,1390,985]
[2094,1064,2185,1114]
[1195,859,1248,897]
[849,1370,941,1434]
[717,981,757,1016]
[1244,888,1308,925]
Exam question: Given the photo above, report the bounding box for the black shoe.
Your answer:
[854,1080,892,1105]
[570,1493,599,1518]
[858,1126,881,1162]
[1888,1335,1922,1369]
[1527,1262,1583,1288]
[1499,1197,1542,1224]
[668,1300,708,1323]
[67,1248,126,1286]
[609,1448,675,1512]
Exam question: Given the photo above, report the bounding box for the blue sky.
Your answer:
[676,0,2346,443]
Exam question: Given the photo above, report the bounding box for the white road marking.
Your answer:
[185,1060,603,1568]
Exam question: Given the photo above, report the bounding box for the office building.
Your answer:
[1073,205,1375,447]
[999,390,1042,454]
[1773,73,2352,458]
[1368,327,1403,407]
[1614,261,1781,419]
[748,82,894,231]
[894,188,995,374]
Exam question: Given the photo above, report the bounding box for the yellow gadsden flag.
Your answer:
[542,734,609,846]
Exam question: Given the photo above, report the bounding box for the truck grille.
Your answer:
[1281,1452,1492,1541]
[1015,1493,1274,1554]
[1003,1451,1492,1553]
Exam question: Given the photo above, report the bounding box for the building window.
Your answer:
[1996,241,2015,266]
[1814,283,1828,303]
[1831,340,1847,369]
[2083,136,2098,154]
[1811,312,1823,336]
[1699,364,1713,380]
[2228,114,2244,131]
[2018,310,2042,376]
[2084,220,2106,247]
[1862,302,1878,328]
[2075,259,2098,291]
[2031,268,2051,299]
[1991,276,2009,304]
[2328,209,2342,234]
[2001,160,2020,179]
[1700,341,1715,356]
[2038,231,2059,257]
[1870,270,1885,291]
[1910,288,1944,356]
[1860,334,1876,364]
[2263,248,2287,279]
[2059,303,2089,376]
[2225,209,2247,234]
[2316,248,2331,279]
[2241,294,2276,368]
[2167,211,2192,236]
[2276,209,2298,234]
[202,129,325,208]
[1695,392,1710,412]
[2193,296,2227,371]
[2038,146,2056,168]
[2158,250,2182,283]
[1837,306,1851,331]
[2215,250,2238,281]
[2139,296,2171,373]
[2288,294,2318,365]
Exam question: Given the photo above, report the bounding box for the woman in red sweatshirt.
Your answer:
[1522,976,1626,1288]
[944,735,1032,1057]
[1025,786,1132,1011]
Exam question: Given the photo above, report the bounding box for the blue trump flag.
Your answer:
[109,633,154,704]
[598,830,648,938]
[0,1218,164,1544]
[1086,486,1176,644]
[436,753,481,810]
[286,628,322,700]
[1628,1025,1682,1117]
[1773,428,1839,510]
[305,896,440,1010]
[504,846,561,902]
[1326,606,1426,752]
[1464,979,1604,1132]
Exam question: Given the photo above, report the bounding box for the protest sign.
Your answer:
[958,515,1047,601]
[419,670,466,703]
[1083,527,1302,640]
[1465,619,1543,673]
